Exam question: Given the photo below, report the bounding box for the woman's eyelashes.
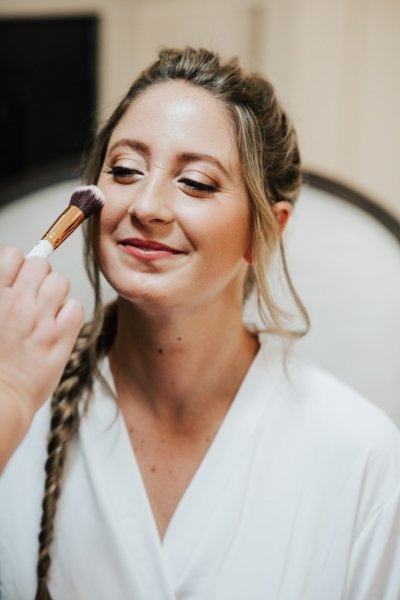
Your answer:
[104,162,143,183]
[178,177,218,194]
[104,160,219,195]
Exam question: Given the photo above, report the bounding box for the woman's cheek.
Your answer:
[98,199,126,234]
[195,204,250,253]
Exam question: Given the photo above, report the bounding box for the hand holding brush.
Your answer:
[0,185,104,471]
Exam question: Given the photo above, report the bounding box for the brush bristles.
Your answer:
[69,185,105,218]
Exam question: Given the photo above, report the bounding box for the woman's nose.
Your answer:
[128,175,174,226]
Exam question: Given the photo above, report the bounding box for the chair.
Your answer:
[278,173,400,426]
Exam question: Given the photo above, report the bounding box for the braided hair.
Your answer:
[35,303,117,599]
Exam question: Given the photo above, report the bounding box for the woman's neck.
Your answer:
[108,296,259,428]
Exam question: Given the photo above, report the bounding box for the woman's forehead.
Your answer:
[108,81,238,165]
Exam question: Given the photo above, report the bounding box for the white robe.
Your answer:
[1,334,400,600]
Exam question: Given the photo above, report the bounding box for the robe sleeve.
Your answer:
[343,482,400,599]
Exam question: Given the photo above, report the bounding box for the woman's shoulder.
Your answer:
[255,335,400,523]
[258,333,400,457]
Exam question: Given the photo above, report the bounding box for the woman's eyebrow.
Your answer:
[179,152,230,178]
[107,140,231,178]
[107,138,150,157]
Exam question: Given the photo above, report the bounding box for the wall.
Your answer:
[262,0,400,219]
[1,0,399,218]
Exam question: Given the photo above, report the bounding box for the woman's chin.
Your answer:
[114,282,187,312]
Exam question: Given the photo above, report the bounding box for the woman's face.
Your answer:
[95,80,252,312]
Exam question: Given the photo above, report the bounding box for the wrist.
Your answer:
[0,379,36,435]
[0,387,36,473]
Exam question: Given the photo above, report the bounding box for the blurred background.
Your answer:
[0,0,399,423]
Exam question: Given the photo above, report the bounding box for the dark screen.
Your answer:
[0,15,98,204]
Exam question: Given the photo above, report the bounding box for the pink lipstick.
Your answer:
[119,238,184,261]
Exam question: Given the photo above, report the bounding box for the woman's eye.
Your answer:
[104,164,143,182]
[179,177,218,194]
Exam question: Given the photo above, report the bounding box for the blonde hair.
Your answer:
[35,46,308,599]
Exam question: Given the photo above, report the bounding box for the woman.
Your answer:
[0,47,399,600]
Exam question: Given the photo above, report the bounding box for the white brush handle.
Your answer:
[26,240,54,259]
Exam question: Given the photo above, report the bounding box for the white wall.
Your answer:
[1,0,399,219]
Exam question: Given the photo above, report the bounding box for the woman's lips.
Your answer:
[119,238,184,261]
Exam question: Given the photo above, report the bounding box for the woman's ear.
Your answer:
[272,201,292,239]
[244,244,253,264]
[244,201,293,263]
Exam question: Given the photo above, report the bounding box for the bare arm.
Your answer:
[0,246,84,473]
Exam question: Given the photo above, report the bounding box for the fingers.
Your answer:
[0,244,83,333]
[0,247,67,308]
[37,271,70,315]
[0,246,85,431]
[57,299,85,332]
[13,256,51,297]
[56,299,85,351]
[0,246,25,287]
[36,273,84,340]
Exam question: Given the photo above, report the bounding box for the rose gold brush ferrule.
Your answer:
[42,205,85,249]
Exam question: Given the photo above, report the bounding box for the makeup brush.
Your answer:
[26,185,105,259]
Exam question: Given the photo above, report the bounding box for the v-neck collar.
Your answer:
[79,333,281,598]
[79,375,176,599]
[161,335,281,591]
